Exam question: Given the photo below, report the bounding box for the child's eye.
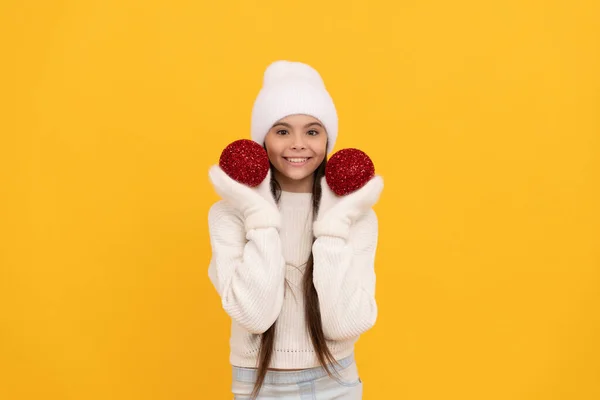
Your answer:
[307,130,319,136]
[276,129,289,135]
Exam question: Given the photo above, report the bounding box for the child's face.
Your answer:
[264,114,327,191]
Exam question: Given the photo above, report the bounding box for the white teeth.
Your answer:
[287,158,308,163]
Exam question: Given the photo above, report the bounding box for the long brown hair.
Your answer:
[249,157,341,399]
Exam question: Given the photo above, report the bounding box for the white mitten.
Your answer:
[208,165,280,231]
[313,175,384,240]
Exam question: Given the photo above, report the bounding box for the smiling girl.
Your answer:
[207,60,384,399]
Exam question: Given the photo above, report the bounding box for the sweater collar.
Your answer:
[279,190,313,208]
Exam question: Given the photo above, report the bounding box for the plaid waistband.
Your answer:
[232,353,355,385]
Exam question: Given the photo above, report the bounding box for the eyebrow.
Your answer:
[272,121,324,129]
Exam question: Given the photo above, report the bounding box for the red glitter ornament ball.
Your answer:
[219,139,270,187]
[325,148,375,196]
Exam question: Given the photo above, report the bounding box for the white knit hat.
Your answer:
[251,60,338,154]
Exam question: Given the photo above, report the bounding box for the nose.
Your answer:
[291,135,307,150]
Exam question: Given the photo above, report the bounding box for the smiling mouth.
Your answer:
[283,157,311,165]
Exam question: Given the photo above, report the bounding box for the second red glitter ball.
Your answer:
[326,148,375,196]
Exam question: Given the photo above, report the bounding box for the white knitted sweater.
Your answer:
[207,190,379,369]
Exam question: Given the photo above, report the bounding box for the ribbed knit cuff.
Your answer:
[245,210,281,232]
[312,217,350,240]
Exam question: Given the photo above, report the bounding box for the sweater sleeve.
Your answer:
[311,208,379,341]
[207,200,286,334]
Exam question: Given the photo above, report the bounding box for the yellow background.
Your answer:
[2,0,599,399]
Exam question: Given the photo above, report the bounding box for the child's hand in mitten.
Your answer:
[208,140,279,232]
